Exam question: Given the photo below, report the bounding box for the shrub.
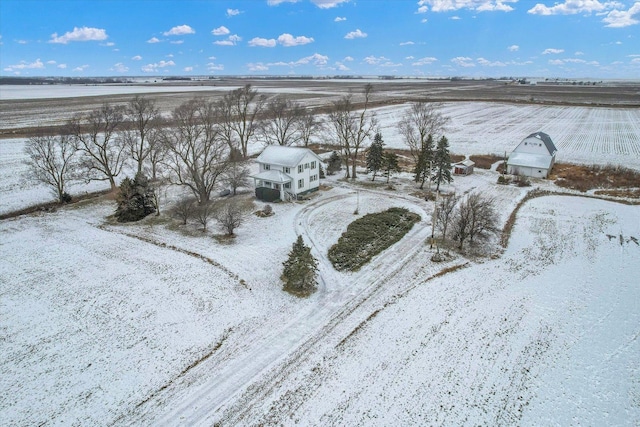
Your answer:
[263,204,273,215]
[328,207,421,271]
[497,175,511,185]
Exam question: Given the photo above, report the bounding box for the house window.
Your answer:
[310,174,317,182]
[298,165,304,173]
[305,163,309,169]
[263,181,272,188]
[284,167,290,174]
[284,182,291,189]
[311,161,316,169]
[263,164,270,171]
[298,179,304,188]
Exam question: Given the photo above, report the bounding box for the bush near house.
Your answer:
[328,207,421,272]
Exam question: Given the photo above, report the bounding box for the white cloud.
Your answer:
[16,39,28,44]
[575,51,585,55]
[295,53,329,66]
[58,64,67,69]
[603,2,640,27]
[542,48,564,54]
[208,56,217,60]
[207,62,224,71]
[73,65,89,72]
[49,26,108,44]
[248,62,269,72]
[249,37,277,47]
[406,55,415,60]
[451,56,475,67]
[163,25,195,36]
[47,60,56,65]
[278,33,314,46]
[451,15,462,20]
[102,42,115,47]
[335,16,347,21]
[412,56,438,66]
[528,0,615,15]
[363,55,389,65]
[170,40,184,44]
[214,35,242,46]
[4,58,45,72]
[147,37,161,43]
[131,55,142,60]
[166,54,174,58]
[268,0,299,4]
[227,8,241,17]
[141,60,176,73]
[111,62,129,72]
[184,66,194,72]
[400,41,415,46]
[335,61,350,71]
[477,57,506,66]
[421,18,428,23]
[380,61,403,67]
[212,26,230,36]
[343,56,354,61]
[345,29,367,39]
[421,0,517,13]
[311,0,350,8]
[508,44,519,51]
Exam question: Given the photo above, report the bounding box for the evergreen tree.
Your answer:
[413,134,434,189]
[326,151,342,175]
[432,135,453,192]
[114,172,156,222]
[282,236,318,297]
[383,151,401,183]
[366,132,385,181]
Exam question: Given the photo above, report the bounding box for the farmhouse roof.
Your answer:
[526,132,557,156]
[256,146,322,167]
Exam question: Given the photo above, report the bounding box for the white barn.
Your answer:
[252,146,323,201]
[507,132,558,178]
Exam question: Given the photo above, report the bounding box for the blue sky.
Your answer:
[1,0,639,78]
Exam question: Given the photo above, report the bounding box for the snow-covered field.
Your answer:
[375,103,640,169]
[1,86,639,425]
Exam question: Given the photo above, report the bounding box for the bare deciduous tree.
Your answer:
[259,95,303,146]
[215,198,249,236]
[297,107,324,147]
[195,201,215,232]
[163,98,229,204]
[223,160,251,195]
[124,95,159,175]
[217,84,266,158]
[328,84,377,179]
[69,103,126,191]
[171,197,196,225]
[435,193,459,246]
[451,192,499,251]
[398,101,449,164]
[24,131,78,203]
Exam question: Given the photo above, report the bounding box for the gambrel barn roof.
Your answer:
[524,131,557,156]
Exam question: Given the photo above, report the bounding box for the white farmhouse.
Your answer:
[507,132,558,178]
[252,146,323,201]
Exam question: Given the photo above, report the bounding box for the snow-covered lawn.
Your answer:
[214,195,640,426]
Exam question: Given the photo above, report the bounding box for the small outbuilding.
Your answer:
[453,159,475,175]
[507,132,558,178]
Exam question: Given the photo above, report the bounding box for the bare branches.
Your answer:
[125,95,159,175]
[217,84,266,158]
[163,98,229,204]
[259,95,304,146]
[398,101,449,163]
[68,103,126,190]
[327,84,377,179]
[24,130,78,203]
[451,192,499,251]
